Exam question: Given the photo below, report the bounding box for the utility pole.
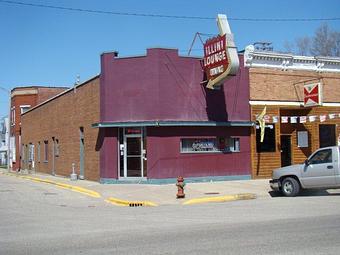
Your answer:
[0,86,11,172]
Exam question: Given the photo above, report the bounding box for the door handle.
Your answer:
[327,165,333,169]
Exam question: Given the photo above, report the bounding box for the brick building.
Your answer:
[10,86,68,170]
[21,48,253,183]
[21,77,100,181]
[96,48,252,183]
[244,45,340,178]
[20,46,340,183]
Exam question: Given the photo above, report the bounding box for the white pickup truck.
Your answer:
[270,146,340,196]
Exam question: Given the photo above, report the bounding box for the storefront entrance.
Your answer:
[280,135,292,167]
[119,128,146,178]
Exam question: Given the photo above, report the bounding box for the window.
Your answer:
[20,105,31,114]
[28,143,34,162]
[309,149,332,165]
[21,144,25,163]
[256,124,276,152]
[297,131,308,148]
[319,125,336,148]
[44,140,48,162]
[10,136,15,162]
[229,137,240,152]
[180,137,240,153]
[37,142,40,163]
[11,107,15,126]
[55,139,59,157]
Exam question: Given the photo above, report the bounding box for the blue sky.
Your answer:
[0,0,339,117]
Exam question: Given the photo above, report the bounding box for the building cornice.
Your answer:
[244,45,340,73]
[11,89,38,97]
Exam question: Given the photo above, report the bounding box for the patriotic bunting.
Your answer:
[320,115,327,122]
[254,112,340,124]
[299,116,307,123]
[309,116,317,122]
[281,116,289,123]
[290,116,298,123]
[264,115,271,123]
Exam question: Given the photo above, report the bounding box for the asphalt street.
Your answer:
[1,174,340,254]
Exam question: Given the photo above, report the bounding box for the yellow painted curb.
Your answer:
[183,193,256,205]
[55,182,101,198]
[8,174,101,198]
[106,197,158,207]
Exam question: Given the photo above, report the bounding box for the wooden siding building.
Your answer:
[245,45,340,178]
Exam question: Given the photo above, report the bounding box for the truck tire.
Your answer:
[281,177,300,197]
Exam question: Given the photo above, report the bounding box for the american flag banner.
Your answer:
[309,116,316,122]
[299,116,307,123]
[320,115,327,122]
[290,116,298,123]
[281,116,289,123]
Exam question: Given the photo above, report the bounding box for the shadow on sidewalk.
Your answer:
[268,189,340,198]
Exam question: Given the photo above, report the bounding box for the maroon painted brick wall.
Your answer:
[99,128,118,179]
[99,48,251,180]
[99,126,251,179]
[146,126,251,179]
[100,48,250,123]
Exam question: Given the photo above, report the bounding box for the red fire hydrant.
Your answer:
[176,176,185,199]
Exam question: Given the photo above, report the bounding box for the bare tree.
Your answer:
[295,36,311,55]
[283,40,294,53]
[311,23,335,56]
[330,31,340,57]
[284,23,340,57]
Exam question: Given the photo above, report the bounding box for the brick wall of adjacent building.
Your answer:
[21,78,100,181]
[249,68,340,178]
[10,87,68,170]
[36,87,69,104]
[249,68,340,102]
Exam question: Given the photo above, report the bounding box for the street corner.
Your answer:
[182,193,257,205]
[105,197,158,207]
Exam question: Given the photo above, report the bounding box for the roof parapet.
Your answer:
[244,44,340,73]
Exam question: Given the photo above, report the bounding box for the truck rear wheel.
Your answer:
[281,177,300,197]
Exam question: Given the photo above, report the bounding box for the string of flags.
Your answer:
[256,113,340,124]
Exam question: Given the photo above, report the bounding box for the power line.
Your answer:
[1,0,340,22]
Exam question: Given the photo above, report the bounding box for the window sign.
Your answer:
[297,131,308,148]
[125,127,142,135]
[181,137,240,153]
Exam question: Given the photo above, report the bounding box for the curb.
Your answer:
[20,176,101,198]
[106,197,158,207]
[183,193,256,205]
[1,172,101,198]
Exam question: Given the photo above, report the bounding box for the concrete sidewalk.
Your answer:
[1,170,272,206]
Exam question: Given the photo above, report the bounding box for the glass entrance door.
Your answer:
[124,135,143,177]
